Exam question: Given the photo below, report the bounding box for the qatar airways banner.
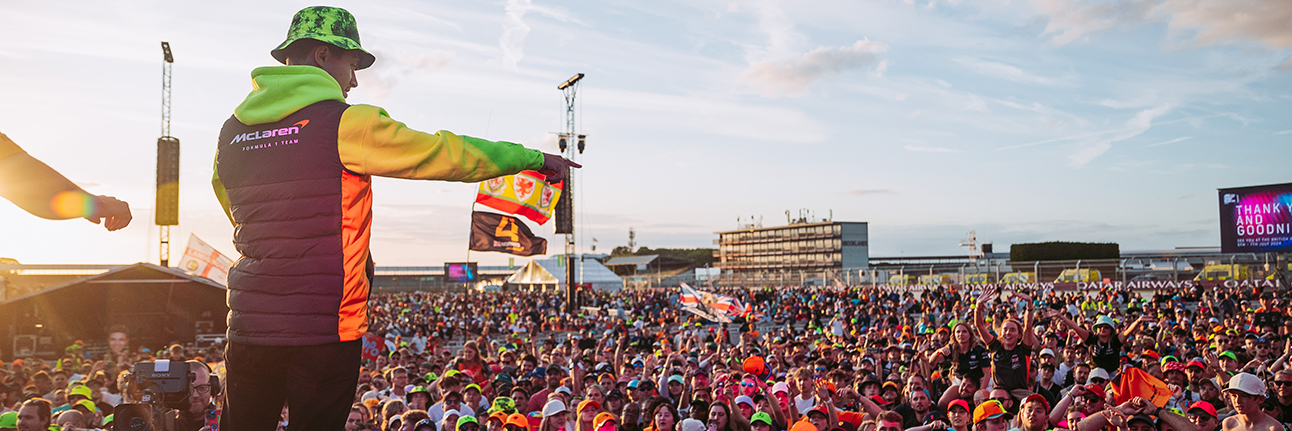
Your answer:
[1219,182,1292,253]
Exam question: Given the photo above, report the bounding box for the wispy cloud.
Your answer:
[499,0,581,70]
[1274,129,1292,135]
[1068,105,1173,165]
[904,144,962,153]
[740,40,889,97]
[956,57,1072,86]
[844,189,899,196]
[1031,0,1292,49]
[1146,136,1192,146]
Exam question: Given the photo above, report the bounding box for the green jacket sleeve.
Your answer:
[211,156,235,225]
[337,104,545,181]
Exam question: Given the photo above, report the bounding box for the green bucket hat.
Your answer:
[271,6,376,69]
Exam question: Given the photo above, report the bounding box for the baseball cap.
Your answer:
[790,420,818,431]
[1094,315,1116,329]
[1126,414,1155,427]
[668,375,685,385]
[555,386,572,395]
[681,418,707,431]
[947,399,969,413]
[973,400,1012,424]
[735,396,755,407]
[627,380,641,389]
[457,415,480,431]
[506,413,529,429]
[68,384,92,401]
[543,400,568,417]
[0,411,16,428]
[1187,401,1217,418]
[1224,372,1267,398]
[73,399,96,413]
[1023,393,1050,412]
[578,400,601,414]
[1219,351,1239,361]
[1040,348,1055,357]
[1088,368,1111,383]
[1084,384,1106,400]
[772,382,790,394]
[1185,360,1206,370]
[869,395,891,407]
[751,412,774,427]
[806,405,830,418]
[594,412,617,430]
[488,412,510,425]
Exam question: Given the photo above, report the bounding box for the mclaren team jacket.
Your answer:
[213,66,544,346]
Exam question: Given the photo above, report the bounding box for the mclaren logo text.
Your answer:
[229,119,310,145]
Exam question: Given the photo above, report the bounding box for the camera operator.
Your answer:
[164,360,218,431]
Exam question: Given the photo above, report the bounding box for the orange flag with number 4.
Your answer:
[469,211,547,256]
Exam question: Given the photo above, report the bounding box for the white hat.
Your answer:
[1039,348,1055,357]
[1087,368,1110,384]
[772,382,790,394]
[543,400,569,417]
[1224,373,1267,398]
[734,396,754,407]
[555,386,572,395]
[681,419,707,431]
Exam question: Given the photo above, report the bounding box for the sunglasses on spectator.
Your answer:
[1090,378,1107,385]
[991,397,1010,403]
[1083,396,1102,403]
[740,382,756,387]
[461,425,480,431]
[1274,381,1292,387]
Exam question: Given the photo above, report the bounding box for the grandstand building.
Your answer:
[714,221,868,277]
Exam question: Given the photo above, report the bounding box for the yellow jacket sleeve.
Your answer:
[337,104,545,181]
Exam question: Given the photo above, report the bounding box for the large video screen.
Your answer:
[1219,182,1292,253]
[445,262,478,282]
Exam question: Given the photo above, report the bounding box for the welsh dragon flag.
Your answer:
[475,171,563,225]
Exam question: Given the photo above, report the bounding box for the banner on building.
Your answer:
[177,234,233,286]
[1219,182,1292,253]
[470,211,547,256]
[476,171,563,225]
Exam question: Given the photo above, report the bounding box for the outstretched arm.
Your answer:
[0,133,131,230]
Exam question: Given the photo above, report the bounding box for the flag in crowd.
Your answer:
[176,234,233,285]
[679,282,750,323]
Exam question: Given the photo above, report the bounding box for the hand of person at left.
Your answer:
[85,195,132,231]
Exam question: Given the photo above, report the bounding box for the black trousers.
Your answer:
[221,340,361,431]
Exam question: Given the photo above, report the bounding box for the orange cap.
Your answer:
[973,400,1012,424]
[594,412,617,429]
[790,420,818,431]
[506,413,529,429]
[578,399,601,414]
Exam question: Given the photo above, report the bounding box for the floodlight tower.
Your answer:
[156,42,180,266]
[555,73,583,312]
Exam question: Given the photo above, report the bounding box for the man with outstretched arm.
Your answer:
[212,7,580,431]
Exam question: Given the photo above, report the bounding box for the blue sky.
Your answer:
[1,0,1289,266]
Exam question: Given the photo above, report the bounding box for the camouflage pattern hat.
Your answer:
[271,6,376,69]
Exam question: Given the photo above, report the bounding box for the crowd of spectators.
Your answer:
[0,281,1289,431]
